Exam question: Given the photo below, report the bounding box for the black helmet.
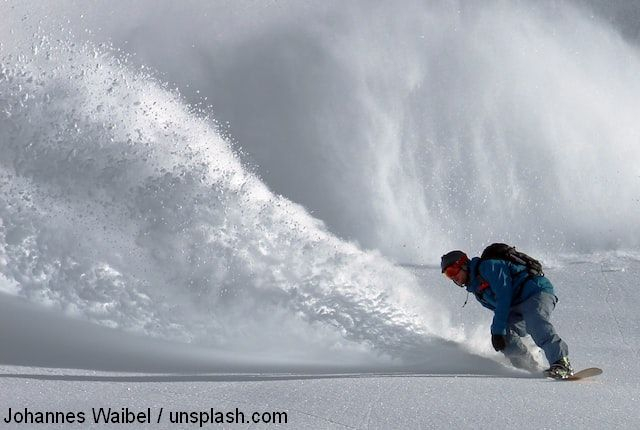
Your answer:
[440,250,468,273]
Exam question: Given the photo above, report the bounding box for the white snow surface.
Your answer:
[1,258,639,429]
[1,1,640,428]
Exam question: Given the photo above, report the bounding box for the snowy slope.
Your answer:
[1,256,638,429]
[2,1,640,429]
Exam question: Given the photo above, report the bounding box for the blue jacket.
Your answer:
[465,257,554,335]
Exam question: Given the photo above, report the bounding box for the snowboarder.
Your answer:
[440,248,573,379]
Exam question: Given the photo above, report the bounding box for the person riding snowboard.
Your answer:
[441,246,573,379]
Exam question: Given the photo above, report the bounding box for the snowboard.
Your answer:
[547,367,602,381]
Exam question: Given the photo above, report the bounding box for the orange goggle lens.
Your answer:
[444,264,461,279]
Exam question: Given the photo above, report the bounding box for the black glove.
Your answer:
[491,334,507,352]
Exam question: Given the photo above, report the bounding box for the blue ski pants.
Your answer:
[503,291,569,367]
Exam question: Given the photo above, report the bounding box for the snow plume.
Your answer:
[29,0,639,262]
[0,35,457,365]
[3,0,640,371]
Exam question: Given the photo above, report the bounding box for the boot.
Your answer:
[544,357,573,379]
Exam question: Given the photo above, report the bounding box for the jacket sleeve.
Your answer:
[480,260,515,335]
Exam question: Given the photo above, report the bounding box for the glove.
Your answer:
[491,334,507,352]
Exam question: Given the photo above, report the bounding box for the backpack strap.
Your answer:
[471,261,490,303]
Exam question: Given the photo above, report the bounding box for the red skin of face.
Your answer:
[449,267,469,287]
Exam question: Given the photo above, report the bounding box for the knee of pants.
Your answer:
[504,334,529,356]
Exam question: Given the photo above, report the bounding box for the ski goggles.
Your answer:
[443,259,465,279]
[443,264,461,279]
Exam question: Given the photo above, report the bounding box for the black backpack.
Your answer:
[463,243,544,307]
[479,243,544,277]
